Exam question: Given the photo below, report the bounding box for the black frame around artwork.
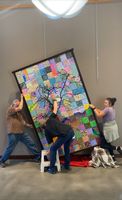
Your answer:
[12,48,100,152]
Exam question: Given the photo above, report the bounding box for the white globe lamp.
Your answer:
[32,0,88,19]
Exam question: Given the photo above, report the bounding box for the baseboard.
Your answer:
[0,154,121,160]
[0,155,35,159]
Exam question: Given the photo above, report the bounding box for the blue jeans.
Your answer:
[50,130,74,169]
[0,133,40,163]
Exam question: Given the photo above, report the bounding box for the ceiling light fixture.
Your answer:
[32,0,88,19]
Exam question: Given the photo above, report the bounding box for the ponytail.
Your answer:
[106,97,117,106]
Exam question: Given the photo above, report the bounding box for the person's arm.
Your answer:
[14,94,24,112]
[53,100,58,114]
[89,104,105,118]
[50,93,58,114]
[25,123,33,128]
[20,115,33,128]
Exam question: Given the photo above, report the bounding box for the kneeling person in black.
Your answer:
[44,100,74,174]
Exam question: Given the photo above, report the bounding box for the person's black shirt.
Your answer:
[45,112,72,144]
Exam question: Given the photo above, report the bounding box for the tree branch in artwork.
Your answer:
[29,70,82,122]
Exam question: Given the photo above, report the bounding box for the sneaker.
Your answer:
[117,146,122,154]
[61,165,71,171]
[0,162,6,168]
[47,168,57,174]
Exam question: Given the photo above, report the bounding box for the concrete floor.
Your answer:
[0,159,122,200]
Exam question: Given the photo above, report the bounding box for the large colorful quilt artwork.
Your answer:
[13,49,100,153]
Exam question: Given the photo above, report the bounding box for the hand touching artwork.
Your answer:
[50,93,56,101]
[89,104,96,109]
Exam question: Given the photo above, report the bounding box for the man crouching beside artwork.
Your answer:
[42,94,74,174]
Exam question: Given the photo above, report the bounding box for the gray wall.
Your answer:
[0,2,122,155]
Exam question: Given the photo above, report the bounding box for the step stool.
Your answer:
[40,150,61,172]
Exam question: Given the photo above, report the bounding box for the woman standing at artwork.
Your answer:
[90,97,122,159]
